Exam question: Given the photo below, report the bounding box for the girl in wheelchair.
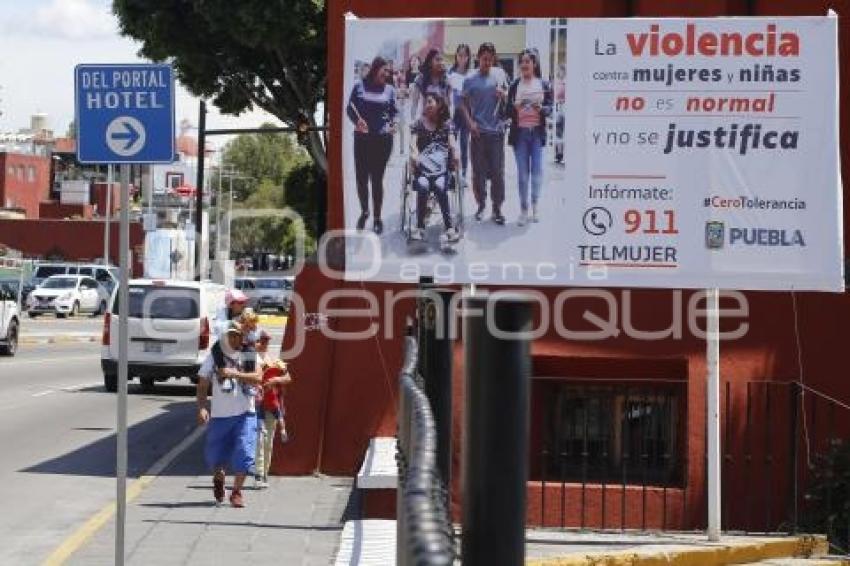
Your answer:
[408,92,460,243]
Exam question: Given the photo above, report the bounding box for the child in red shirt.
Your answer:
[253,331,292,488]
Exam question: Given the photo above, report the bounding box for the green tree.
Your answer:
[230,179,315,259]
[217,127,318,257]
[284,162,323,237]
[113,0,327,175]
[216,123,308,202]
[65,120,76,138]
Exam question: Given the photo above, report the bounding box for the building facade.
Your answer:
[0,153,51,219]
[277,0,850,534]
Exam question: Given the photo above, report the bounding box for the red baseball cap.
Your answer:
[225,289,248,306]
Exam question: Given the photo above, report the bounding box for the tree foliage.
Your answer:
[217,128,318,258]
[802,439,850,552]
[112,0,328,174]
[215,123,308,202]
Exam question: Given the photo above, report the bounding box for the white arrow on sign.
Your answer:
[105,116,147,157]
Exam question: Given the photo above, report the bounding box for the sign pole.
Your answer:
[76,62,174,566]
[115,163,130,566]
[104,164,113,265]
[706,287,721,541]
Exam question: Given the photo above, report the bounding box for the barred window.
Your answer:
[538,383,685,487]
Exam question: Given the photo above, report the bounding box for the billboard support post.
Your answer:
[462,294,532,565]
[707,287,721,541]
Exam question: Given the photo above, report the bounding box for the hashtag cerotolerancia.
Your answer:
[705,195,807,210]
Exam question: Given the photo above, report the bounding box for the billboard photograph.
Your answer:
[342,16,843,291]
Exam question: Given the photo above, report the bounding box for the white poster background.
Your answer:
[564,15,843,291]
[342,16,844,291]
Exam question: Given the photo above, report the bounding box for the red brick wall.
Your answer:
[39,202,95,220]
[0,153,51,219]
[92,182,120,216]
[0,218,144,275]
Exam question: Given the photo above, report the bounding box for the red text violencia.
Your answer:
[627,23,800,57]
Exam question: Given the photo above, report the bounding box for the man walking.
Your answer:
[461,42,507,225]
[196,321,262,507]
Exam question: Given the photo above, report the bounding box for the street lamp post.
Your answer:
[215,165,253,263]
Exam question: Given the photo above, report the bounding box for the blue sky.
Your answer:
[0,0,275,145]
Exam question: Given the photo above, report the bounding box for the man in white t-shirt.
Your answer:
[196,321,262,508]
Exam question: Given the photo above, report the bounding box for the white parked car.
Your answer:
[0,282,20,356]
[27,275,111,318]
[100,279,226,392]
[29,263,119,294]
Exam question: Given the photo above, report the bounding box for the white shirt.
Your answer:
[448,68,473,97]
[199,350,257,418]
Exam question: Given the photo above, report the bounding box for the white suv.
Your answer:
[28,275,111,318]
[0,283,20,356]
[100,279,226,392]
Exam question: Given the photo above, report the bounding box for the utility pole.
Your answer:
[194,101,206,280]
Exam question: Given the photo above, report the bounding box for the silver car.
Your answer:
[236,276,293,313]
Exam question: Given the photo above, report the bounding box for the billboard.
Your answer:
[341,16,843,291]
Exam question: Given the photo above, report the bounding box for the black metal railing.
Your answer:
[398,288,534,566]
[723,381,850,555]
[396,336,455,566]
[396,286,850,557]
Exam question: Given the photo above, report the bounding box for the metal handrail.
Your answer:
[396,336,455,566]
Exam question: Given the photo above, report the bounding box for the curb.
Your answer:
[526,534,831,566]
[258,315,288,326]
[20,335,100,346]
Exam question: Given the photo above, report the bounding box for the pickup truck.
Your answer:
[0,282,20,356]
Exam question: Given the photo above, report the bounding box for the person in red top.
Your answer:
[253,331,292,489]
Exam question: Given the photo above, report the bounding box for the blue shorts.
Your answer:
[205,413,257,474]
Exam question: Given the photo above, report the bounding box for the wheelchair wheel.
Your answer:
[399,162,410,236]
[451,171,464,237]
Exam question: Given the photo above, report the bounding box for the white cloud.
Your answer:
[27,0,117,41]
[0,0,279,143]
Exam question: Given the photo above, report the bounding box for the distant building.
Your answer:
[0,152,50,218]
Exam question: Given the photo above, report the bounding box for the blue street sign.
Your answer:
[75,64,175,164]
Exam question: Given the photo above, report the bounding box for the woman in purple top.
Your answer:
[346,56,398,235]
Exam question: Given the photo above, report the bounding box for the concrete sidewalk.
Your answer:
[66,437,352,566]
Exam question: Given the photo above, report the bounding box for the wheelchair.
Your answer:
[398,160,465,250]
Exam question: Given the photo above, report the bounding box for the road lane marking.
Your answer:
[62,382,101,392]
[0,355,96,367]
[42,424,205,565]
[31,390,55,398]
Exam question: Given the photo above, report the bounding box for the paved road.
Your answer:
[0,341,200,565]
[18,313,286,339]
[20,313,104,334]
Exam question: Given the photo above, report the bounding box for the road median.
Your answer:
[20,333,100,346]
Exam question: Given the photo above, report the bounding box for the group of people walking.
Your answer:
[195,289,292,508]
[347,41,556,239]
